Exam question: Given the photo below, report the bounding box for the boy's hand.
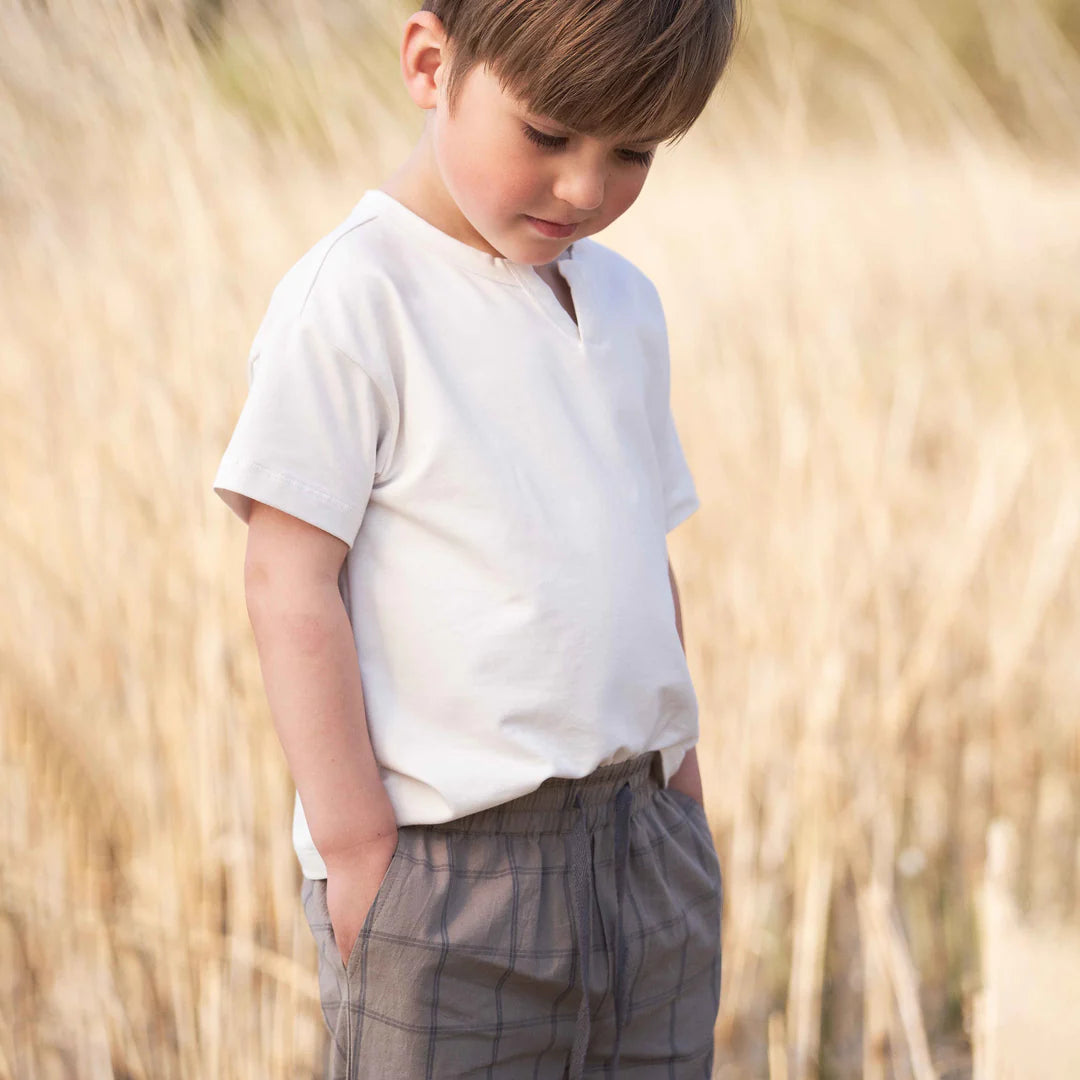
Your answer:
[324,831,400,971]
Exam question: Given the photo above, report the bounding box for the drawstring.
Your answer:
[566,780,634,1079]
[566,795,592,1080]
[611,781,633,1069]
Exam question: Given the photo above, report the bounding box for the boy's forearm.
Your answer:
[667,745,704,804]
[245,579,397,863]
[666,558,705,804]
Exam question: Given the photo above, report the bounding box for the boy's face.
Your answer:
[427,58,660,264]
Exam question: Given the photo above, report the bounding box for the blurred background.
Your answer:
[2,0,1079,1077]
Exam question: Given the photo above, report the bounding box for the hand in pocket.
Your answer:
[324,832,400,971]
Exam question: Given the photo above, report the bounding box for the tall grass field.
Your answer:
[2,0,1078,1076]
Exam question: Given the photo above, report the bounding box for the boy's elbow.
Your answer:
[242,557,343,660]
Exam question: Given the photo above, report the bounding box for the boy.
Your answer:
[212,0,739,1075]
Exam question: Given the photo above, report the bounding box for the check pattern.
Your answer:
[300,750,723,1078]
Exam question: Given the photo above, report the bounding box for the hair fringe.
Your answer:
[418,0,742,144]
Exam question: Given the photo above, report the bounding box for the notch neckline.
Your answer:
[359,188,575,286]
[360,187,590,346]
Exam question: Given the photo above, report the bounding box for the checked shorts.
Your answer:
[300,748,724,1078]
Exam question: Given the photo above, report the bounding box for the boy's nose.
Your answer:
[552,170,605,215]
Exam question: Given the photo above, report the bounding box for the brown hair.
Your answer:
[418,0,742,147]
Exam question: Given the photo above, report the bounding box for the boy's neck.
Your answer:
[380,136,505,261]
[380,135,563,275]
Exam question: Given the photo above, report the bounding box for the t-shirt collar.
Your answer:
[358,188,574,284]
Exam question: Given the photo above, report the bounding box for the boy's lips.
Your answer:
[525,214,578,238]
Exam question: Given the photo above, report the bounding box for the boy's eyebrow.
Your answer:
[523,111,663,146]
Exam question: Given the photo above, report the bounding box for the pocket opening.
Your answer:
[310,833,405,978]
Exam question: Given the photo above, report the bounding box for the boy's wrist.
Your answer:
[319,821,399,870]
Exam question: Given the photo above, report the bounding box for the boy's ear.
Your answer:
[399,11,450,112]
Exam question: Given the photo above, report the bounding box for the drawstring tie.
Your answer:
[566,780,634,1078]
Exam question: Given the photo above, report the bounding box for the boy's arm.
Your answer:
[668,557,686,651]
[243,502,398,867]
[665,556,705,806]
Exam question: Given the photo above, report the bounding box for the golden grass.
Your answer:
[1,0,1078,1077]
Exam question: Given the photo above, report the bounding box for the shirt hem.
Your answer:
[212,456,363,548]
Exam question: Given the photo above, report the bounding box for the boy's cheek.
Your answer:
[605,176,649,222]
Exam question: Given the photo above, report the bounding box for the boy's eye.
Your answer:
[522,123,566,151]
[521,123,654,168]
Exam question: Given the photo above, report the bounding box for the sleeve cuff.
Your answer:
[212,455,365,549]
[665,490,700,533]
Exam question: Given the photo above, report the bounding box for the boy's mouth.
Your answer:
[524,214,577,239]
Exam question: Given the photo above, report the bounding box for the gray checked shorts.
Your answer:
[299,749,723,1078]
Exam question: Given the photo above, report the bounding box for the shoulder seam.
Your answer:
[289,296,399,472]
[299,212,381,315]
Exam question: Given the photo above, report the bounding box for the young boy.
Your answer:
[212,1,739,1075]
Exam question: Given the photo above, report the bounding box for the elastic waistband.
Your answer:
[424,750,666,836]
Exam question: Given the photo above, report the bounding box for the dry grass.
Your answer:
[1,0,1078,1077]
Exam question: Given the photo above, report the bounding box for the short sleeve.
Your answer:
[640,277,700,533]
[658,401,700,533]
[212,311,397,549]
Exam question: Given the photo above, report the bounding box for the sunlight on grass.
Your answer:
[1,1,1078,1077]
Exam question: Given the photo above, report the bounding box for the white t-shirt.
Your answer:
[213,188,701,879]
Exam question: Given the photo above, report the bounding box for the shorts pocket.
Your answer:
[662,787,723,888]
[303,832,406,982]
[663,785,708,826]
